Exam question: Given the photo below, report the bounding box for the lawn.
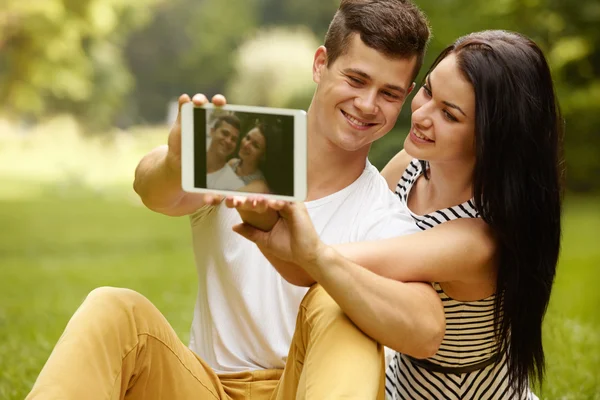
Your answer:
[0,121,598,399]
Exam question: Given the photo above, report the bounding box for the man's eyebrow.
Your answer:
[343,68,407,95]
[427,75,467,117]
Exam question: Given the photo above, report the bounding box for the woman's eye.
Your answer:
[422,84,432,97]
[443,110,458,122]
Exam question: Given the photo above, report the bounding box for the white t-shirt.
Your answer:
[188,160,419,373]
[206,164,245,191]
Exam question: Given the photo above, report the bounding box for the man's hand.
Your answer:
[133,93,227,214]
[232,202,327,267]
[166,93,227,173]
[223,195,281,231]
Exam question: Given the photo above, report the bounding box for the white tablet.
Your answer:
[181,102,307,201]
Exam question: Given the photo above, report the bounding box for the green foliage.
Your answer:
[226,27,319,109]
[0,0,159,130]
[0,0,598,190]
[123,0,259,124]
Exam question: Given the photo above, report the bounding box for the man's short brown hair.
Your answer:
[213,114,241,132]
[324,0,431,80]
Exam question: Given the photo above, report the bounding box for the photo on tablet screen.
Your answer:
[193,107,295,197]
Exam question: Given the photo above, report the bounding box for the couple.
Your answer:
[206,114,269,193]
[27,0,563,399]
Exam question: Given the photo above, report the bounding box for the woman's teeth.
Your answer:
[414,130,432,141]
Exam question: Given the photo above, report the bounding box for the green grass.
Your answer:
[0,183,196,399]
[0,186,598,399]
[540,197,600,399]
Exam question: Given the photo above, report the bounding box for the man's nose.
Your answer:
[354,90,379,116]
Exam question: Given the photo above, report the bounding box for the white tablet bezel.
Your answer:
[181,102,307,202]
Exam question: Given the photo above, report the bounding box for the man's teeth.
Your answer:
[345,112,370,127]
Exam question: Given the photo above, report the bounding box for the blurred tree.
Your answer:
[0,0,160,130]
[226,27,319,109]
[472,0,600,191]
[124,0,259,124]
[258,0,338,39]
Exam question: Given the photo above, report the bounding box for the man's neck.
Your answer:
[305,110,371,202]
[206,149,226,174]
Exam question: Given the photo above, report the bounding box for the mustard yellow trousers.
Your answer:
[27,285,385,400]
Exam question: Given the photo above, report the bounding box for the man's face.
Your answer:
[311,34,417,152]
[209,121,240,160]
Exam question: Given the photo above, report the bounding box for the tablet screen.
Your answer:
[192,107,295,197]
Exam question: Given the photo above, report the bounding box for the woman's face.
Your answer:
[404,53,477,166]
[239,127,267,166]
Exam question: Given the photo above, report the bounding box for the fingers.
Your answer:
[203,193,224,206]
[225,196,268,213]
[277,201,300,219]
[176,93,223,125]
[224,196,286,213]
[212,94,227,106]
[224,196,249,209]
[192,93,209,106]
[232,223,266,245]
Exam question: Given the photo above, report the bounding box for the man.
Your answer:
[205,115,244,190]
[27,1,441,399]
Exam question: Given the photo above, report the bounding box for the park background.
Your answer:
[0,0,598,398]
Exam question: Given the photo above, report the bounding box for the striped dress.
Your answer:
[385,159,536,400]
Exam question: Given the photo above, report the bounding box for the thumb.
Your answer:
[232,223,268,245]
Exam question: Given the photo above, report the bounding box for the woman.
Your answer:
[230,30,563,399]
[228,123,269,188]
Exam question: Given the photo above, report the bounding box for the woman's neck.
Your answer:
[417,159,475,212]
[236,158,259,177]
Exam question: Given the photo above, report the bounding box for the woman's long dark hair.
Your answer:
[420,30,564,394]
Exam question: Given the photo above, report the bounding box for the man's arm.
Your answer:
[134,94,223,217]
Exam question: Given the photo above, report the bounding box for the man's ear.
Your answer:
[313,46,328,84]
[407,82,416,96]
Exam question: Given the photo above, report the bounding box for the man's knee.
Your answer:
[86,286,145,305]
[300,285,347,328]
[83,287,155,319]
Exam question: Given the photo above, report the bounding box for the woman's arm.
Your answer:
[304,246,445,358]
[333,217,496,284]
[263,217,495,288]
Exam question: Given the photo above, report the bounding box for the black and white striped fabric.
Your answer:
[386,159,536,400]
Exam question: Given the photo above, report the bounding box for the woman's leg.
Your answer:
[272,285,385,400]
[27,287,228,400]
